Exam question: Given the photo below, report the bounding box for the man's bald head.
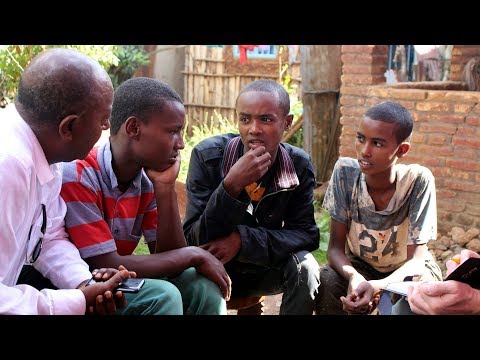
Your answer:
[16,48,112,126]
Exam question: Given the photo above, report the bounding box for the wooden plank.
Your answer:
[192,48,199,114]
[180,45,303,130]
[182,71,278,79]
[186,46,195,133]
[192,57,225,62]
[185,46,193,132]
[282,113,304,142]
[183,47,189,103]
[215,49,223,122]
[200,46,207,116]
[184,103,236,110]
[300,45,342,182]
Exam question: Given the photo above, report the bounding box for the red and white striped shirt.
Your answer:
[61,141,157,259]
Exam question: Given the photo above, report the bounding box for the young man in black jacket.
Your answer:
[183,80,320,315]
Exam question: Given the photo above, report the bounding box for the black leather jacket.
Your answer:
[183,133,319,268]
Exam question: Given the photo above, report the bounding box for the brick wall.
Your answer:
[450,45,480,81]
[339,45,480,233]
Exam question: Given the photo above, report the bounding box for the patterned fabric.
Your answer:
[322,157,437,273]
[222,136,299,192]
[61,140,157,259]
[244,182,266,201]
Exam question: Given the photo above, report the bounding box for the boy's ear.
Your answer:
[58,114,78,141]
[125,117,140,138]
[397,142,411,158]
[284,114,294,131]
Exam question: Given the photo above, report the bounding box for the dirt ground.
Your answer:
[227,294,282,315]
[261,294,282,315]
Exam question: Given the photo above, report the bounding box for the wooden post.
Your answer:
[300,45,342,182]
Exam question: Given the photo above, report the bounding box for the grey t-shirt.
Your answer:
[322,157,437,273]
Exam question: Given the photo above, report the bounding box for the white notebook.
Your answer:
[381,281,419,296]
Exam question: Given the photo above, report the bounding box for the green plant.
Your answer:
[311,203,330,265]
[134,238,150,255]
[0,45,43,106]
[108,45,150,89]
[178,110,238,182]
[0,45,150,107]
[0,45,119,107]
[280,63,303,148]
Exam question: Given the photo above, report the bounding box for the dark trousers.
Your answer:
[315,256,394,315]
[16,265,56,290]
[225,250,320,315]
[315,255,442,315]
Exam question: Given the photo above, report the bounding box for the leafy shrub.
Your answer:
[0,45,149,107]
[310,201,331,265]
[179,110,238,182]
[108,45,150,88]
[0,45,119,107]
[281,63,304,148]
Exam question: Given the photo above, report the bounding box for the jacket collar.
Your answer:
[222,136,299,192]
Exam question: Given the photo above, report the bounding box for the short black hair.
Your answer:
[110,77,183,135]
[237,79,290,116]
[365,101,413,143]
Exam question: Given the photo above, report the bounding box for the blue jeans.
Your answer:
[226,250,320,315]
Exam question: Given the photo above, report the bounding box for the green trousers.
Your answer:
[117,267,226,315]
[17,265,225,315]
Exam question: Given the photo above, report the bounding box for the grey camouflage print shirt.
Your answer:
[322,157,437,273]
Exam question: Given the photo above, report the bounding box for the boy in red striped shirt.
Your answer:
[61,77,231,315]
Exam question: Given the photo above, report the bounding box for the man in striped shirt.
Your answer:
[61,77,231,315]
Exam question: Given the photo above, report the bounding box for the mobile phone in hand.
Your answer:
[116,278,145,293]
[444,257,480,289]
[85,277,97,286]
[85,277,145,293]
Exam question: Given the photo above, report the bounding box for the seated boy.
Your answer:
[315,101,442,315]
[183,79,320,315]
[61,77,231,315]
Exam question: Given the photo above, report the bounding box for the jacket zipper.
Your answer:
[253,187,296,220]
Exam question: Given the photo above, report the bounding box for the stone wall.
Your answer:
[430,226,480,277]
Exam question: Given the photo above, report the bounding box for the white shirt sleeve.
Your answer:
[0,283,86,315]
[0,155,89,315]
